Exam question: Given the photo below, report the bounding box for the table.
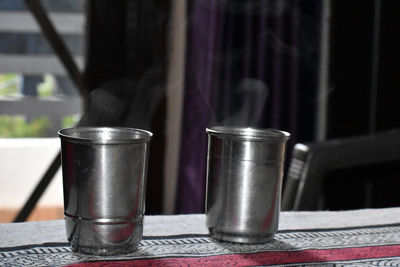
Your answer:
[1,208,400,266]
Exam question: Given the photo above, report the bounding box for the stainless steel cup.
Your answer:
[58,127,152,255]
[206,126,289,243]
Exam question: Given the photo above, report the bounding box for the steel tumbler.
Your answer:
[58,127,152,255]
[206,126,289,243]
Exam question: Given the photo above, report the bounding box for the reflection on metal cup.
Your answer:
[58,127,152,255]
[205,126,290,243]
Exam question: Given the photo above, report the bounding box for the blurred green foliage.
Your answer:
[0,73,20,96]
[37,74,55,97]
[0,115,50,137]
[62,114,79,128]
[1,73,55,97]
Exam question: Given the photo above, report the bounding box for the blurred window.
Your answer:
[0,0,84,137]
[0,0,86,223]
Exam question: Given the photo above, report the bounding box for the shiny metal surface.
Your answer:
[206,126,289,243]
[59,127,152,255]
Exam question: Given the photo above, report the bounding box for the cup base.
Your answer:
[71,244,138,256]
[65,215,143,255]
[209,229,274,244]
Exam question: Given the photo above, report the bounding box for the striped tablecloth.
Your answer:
[1,208,400,266]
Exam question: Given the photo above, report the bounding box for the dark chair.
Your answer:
[282,129,400,211]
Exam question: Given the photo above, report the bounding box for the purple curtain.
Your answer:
[176,0,321,214]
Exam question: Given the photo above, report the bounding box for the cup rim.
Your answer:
[206,126,290,141]
[58,127,153,144]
